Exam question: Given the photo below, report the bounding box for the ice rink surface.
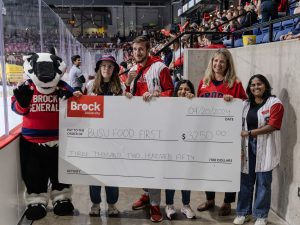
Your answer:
[0,85,22,136]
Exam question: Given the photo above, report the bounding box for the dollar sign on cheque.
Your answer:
[182,133,185,140]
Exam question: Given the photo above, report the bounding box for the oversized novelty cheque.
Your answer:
[59,96,242,192]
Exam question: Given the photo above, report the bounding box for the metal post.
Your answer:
[122,5,125,37]
[81,7,84,37]
[190,34,193,47]
[269,23,273,42]
[38,0,43,51]
[0,0,9,135]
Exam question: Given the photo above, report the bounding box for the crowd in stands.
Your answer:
[2,0,300,84]
[112,0,300,74]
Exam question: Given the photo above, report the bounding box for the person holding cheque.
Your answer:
[197,48,247,216]
[125,36,174,223]
[233,75,284,225]
[164,79,196,220]
[85,55,125,217]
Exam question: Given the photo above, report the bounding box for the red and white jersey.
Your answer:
[11,80,74,143]
[197,79,247,100]
[127,56,174,97]
[242,97,284,173]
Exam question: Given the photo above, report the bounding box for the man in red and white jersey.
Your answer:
[125,36,174,222]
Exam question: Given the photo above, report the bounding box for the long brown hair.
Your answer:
[92,64,122,95]
[203,49,239,88]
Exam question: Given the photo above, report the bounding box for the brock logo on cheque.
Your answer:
[67,96,104,118]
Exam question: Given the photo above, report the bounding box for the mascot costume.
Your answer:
[11,50,80,220]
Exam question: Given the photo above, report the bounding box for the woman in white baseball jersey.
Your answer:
[233,74,284,225]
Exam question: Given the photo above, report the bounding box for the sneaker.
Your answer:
[89,203,100,217]
[132,193,150,210]
[255,218,267,225]
[233,215,251,224]
[108,204,119,216]
[165,205,176,220]
[150,205,163,222]
[181,204,196,219]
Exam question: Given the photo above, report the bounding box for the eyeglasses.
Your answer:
[100,64,114,69]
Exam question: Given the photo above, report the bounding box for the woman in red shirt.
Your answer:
[197,48,247,216]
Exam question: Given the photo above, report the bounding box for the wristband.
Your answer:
[248,130,252,136]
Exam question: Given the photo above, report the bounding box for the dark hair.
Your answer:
[173,80,195,97]
[246,74,273,104]
[132,36,150,50]
[120,61,127,69]
[71,55,80,63]
[95,61,101,73]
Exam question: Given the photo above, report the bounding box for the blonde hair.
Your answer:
[203,48,238,88]
[92,65,122,95]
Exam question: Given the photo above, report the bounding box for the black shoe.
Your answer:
[53,199,74,216]
[25,203,47,220]
[197,200,215,212]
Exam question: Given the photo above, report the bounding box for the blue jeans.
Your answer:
[165,189,190,205]
[89,186,119,204]
[236,137,272,218]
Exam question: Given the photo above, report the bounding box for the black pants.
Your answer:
[20,137,70,194]
[205,191,236,204]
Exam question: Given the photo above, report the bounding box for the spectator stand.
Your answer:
[232,12,300,47]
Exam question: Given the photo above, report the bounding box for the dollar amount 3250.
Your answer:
[182,130,227,141]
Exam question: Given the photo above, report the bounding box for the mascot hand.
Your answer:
[57,88,74,99]
[13,81,34,108]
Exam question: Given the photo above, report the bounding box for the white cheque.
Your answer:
[59,96,242,192]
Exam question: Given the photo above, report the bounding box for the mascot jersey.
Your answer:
[11,79,73,143]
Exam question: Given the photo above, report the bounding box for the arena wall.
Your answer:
[185,39,300,225]
[0,137,25,225]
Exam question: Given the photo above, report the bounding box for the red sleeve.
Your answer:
[159,67,174,97]
[234,81,248,100]
[197,79,204,97]
[238,82,248,100]
[11,96,30,115]
[268,103,284,129]
[174,55,183,67]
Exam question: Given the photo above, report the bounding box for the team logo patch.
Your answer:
[261,109,269,115]
[67,96,104,118]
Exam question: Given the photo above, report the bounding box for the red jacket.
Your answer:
[127,56,174,97]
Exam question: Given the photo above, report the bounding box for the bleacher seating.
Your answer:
[274,28,293,41]
[229,14,299,48]
[282,19,294,29]
[234,39,243,47]
[256,34,264,44]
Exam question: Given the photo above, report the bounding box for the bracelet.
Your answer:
[248,130,252,136]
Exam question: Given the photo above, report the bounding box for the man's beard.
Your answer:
[135,55,147,63]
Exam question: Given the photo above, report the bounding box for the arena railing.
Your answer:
[153,9,254,56]
[154,31,232,57]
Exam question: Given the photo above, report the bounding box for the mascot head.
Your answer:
[23,52,67,94]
